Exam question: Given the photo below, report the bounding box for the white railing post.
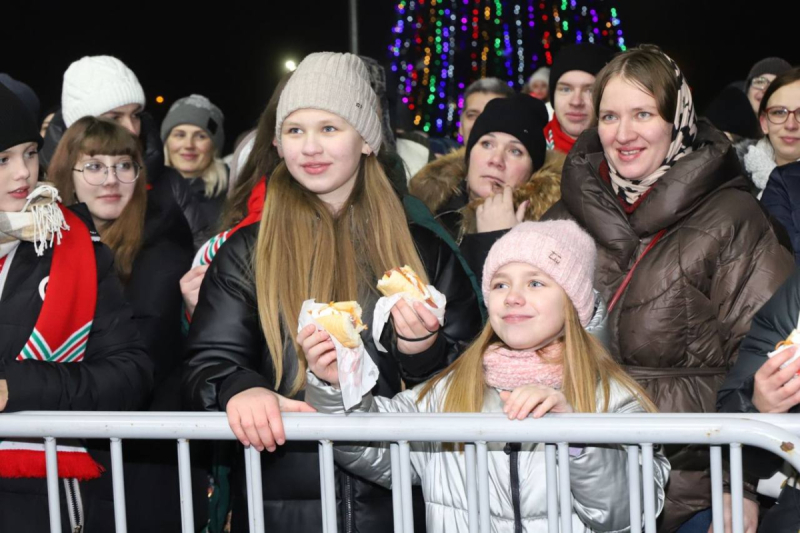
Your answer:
[641,444,657,533]
[710,445,724,533]
[627,445,642,533]
[545,444,559,533]
[110,437,128,533]
[44,437,62,533]
[464,443,479,533]
[557,443,573,533]
[177,438,195,533]
[729,444,744,533]
[398,441,415,533]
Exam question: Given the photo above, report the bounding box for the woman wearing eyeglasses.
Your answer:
[48,117,203,531]
[740,58,793,197]
[759,69,800,263]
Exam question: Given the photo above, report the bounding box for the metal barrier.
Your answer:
[2,411,800,533]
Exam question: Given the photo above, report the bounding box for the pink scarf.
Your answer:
[482,343,564,390]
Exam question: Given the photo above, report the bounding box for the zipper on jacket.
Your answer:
[63,477,84,533]
[343,470,355,533]
[504,443,522,533]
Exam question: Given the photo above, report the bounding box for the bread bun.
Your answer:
[377,266,437,308]
[311,301,366,348]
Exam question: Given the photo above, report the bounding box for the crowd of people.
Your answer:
[0,42,798,533]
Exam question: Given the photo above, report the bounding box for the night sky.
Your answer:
[2,1,798,152]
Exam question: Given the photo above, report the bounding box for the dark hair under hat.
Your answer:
[747,57,792,88]
[703,85,762,140]
[465,94,548,171]
[0,83,43,153]
[549,44,613,105]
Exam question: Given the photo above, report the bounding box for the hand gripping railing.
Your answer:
[2,411,800,533]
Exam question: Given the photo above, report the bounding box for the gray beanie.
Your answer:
[747,57,792,86]
[275,52,382,154]
[160,94,225,150]
[62,55,146,128]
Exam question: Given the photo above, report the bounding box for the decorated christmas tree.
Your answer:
[388,0,626,138]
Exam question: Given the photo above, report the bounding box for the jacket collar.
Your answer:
[561,120,749,248]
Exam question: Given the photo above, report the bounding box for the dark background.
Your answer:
[2,1,798,152]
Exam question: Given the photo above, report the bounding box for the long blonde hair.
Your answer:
[419,294,656,414]
[254,154,429,394]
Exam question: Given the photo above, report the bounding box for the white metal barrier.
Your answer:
[1,411,800,533]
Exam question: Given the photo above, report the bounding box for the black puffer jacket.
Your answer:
[182,214,482,533]
[718,267,800,477]
[114,187,206,532]
[0,204,153,532]
[165,173,226,251]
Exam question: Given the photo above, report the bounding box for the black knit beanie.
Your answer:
[549,44,613,105]
[747,57,793,87]
[0,83,42,153]
[465,94,548,171]
[703,85,762,140]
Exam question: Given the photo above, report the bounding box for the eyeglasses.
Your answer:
[751,77,772,91]
[764,106,800,125]
[73,160,141,185]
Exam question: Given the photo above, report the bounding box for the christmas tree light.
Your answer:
[389,0,626,139]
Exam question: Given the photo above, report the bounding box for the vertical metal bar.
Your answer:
[729,444,744,533]
[464,443,479,533]
[476,442,490,533]
[627,445,642,533]
[710,446,724,533]
[545,444,559,533]
[44,437,62,533]
[318,443,330,533]
[391,443,404,533]
[557,443,573,533]
[398,441,415,533]
[244,445,256,533]
[641,444,657,533]
[348,0,359,53]
[177,439,195,533]
[321,441,338,533]
[110,438,128,533]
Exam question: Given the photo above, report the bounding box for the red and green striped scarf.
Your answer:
[0,201,102,480]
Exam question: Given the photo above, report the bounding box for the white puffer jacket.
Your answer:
[306,372,670,533]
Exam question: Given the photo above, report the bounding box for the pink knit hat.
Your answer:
[482,220,597,326]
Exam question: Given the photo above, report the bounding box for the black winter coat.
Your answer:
[166,173,226,251]
[0,204,153,532]
[761,161,800,264]
[718,267,800,477]
[182,216,482,533]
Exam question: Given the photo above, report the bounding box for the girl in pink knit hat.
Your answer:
[305,219,669,532]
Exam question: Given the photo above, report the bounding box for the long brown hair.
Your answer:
[419,294,656,414]
[49,116,147,283]
[255,154,429,394]
[218,72,293,230]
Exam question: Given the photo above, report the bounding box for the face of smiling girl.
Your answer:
[487,262,566,350]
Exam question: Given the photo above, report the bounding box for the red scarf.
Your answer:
[198,176,267,266]
[0,206,102,480]
[544,116,576,154]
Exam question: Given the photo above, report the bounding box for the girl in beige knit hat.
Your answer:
[182,52,482,532]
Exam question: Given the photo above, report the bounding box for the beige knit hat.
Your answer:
[275,52,382,154]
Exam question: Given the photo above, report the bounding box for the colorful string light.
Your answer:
[389,0,626,138]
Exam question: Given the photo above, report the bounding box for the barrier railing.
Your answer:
[2,411,800,533]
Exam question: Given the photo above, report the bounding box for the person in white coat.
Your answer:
[303,219,670,532]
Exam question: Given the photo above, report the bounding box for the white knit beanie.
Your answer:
[275,52,382,154]
[62,56,146,128]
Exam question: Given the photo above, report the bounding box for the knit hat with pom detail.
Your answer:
[275,52,382,155]
[62,56,145,128]
[482,220,597,326]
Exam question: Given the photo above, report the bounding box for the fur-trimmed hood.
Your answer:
[408,146,565,226]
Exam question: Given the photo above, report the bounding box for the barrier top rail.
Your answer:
[1,412,800,470]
